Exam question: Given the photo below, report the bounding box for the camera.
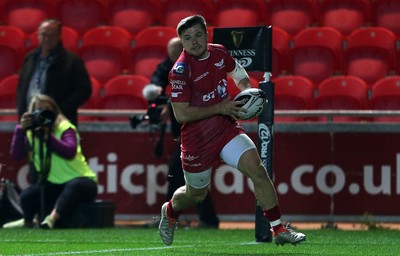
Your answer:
[130,95,169,129]
[27,109,56,129]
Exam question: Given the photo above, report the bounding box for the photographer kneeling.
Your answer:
[3,94,97,229]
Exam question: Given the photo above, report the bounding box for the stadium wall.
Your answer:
[0,121,399,223]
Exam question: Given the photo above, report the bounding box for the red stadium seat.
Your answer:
[345,27,397,88]
[82,26,132,56]
[161,0,214,28]
[108,0,161,35]
[0,45,19,82]
[317,0,372,36]
[372,0,400,38]
[214,0,266,27]
[314,76,368,122]
[265,0,318,36]
[134,26,177,48]
[56,0,104,35]
[369,76,400,122]
[206,26,216,43]
[3,0,55,35]
[274,75,314,122]
[80,45,126,86]
[128,47,167,79]
[28,26,81,54]
[128,27,177,79]
[0,25,26,62]
[0,74,18,121]
[79,76,102,122]
[291,27,344,85]
[272,27,291,77]
[98,75,149,121]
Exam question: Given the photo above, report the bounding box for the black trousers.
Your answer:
[166,143,219,226]
[20,177,97,223]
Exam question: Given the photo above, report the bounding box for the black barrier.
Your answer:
[213,26,273,242]
[255,78,274,242]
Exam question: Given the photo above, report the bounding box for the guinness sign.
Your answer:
[213,26,272,72]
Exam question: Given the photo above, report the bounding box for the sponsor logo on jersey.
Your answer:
[194,71,209,82]
[170,80,186,90]
[203,90,216,102]
[171,92,182,98]
[217,79,228,97]
[173,62,186,75]
[214,59,224,68]
[184,155,199,161]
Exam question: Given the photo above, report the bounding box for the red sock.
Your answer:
[263,204,283,233]
[166,200,182,219]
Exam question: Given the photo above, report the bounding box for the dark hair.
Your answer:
[176,15,207,36]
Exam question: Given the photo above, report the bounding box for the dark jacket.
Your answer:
[150,57,181,138]
[16,43,91,125]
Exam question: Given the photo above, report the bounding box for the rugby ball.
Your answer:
[234,88,267,120]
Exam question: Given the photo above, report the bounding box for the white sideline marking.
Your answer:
[12,242,260,255]
[12,245,196,256]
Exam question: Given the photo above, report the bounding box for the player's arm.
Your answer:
[228,61,252,91]
[171,100,244,123]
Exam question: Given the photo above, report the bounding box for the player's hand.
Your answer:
[218,97,246,120]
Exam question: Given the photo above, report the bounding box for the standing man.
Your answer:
[158,15,306,246]
[17,19,91,126]
[143,37,219,229]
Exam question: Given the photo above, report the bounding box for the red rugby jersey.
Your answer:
[169,44,243,151]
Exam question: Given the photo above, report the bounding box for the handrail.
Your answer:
[1,109,400,117]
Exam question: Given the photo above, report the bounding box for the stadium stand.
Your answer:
[372,0,400,38]
[0,45,19,82]
[128,26,176,79]
[345,27,397,88]
[0,25,26,62]
[314,76,369,122]
[133,26,176,48]
[160,0,214,28]
[78,76,103,122]
[265,0,318,36]
[290,26,344,86]
[271,26,291,77]
[0,74,18,121]
[0,0,399,120]
[107,0,161,35]
[98,74,149,121]
[273,75,315,123]
[214,0,266,27]
[3,0,55,36]
[82,26,132,56]
[317,0,372,36]
[56,0,104,36]
[79,43,126,86]
[369,76,400,122]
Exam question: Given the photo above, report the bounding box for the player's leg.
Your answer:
[159,168,211,245]
[221,134,306,245]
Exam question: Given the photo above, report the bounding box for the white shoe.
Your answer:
[3,218,26,228]
[274,223,306,246]
[40,215,55,229]
[158,202,178,245]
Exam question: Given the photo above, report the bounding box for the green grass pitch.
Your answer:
[0,227,399,255]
